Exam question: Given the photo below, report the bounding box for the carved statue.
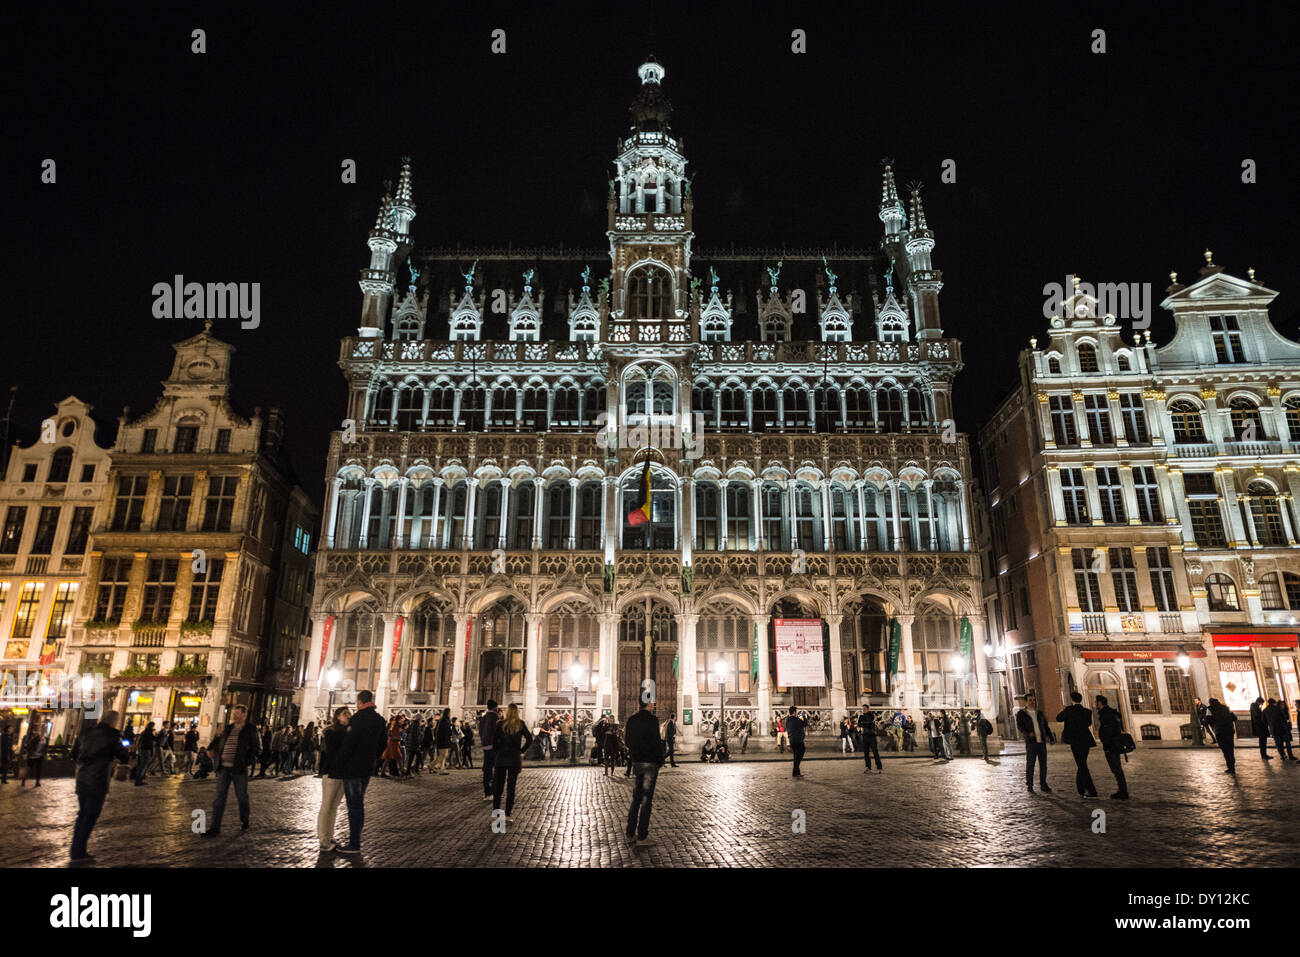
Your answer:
[709,266,719,288]
[581,265,591,287]
[884,261,895,290]
[599,276,610,297]
[682,176,692,195]
[460,259,478,286]
[681,565,694,595]
[408,261,421,286]
[766,260,783,287]
[690,276,702,295]
[523,268,535,286]
[822,255,837,288]
[603,563,615,595]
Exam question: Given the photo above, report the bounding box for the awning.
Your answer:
[1209,632,1298,650]
[1079,646,1207,661]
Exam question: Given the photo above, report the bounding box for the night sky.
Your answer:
[9,2,1300,503]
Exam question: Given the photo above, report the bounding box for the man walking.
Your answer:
[70,710,131,863]
[624,697,663,848]
[1056,692,1098,797]
[786,706,807,777]
[1015,692,1054,793]
[858,705,882,773]
[181,724,198,776]
[1264,698,1295,760]
[1094,694,1129,799]
[333,690,387,855]
[1209,697,1237,774]
[478,700,499,800]
[1250,697,1272,760]
[974,709,993,762]
[664,713,678,767]
[202,705,260,836]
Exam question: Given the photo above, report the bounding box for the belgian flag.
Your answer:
[627,457,653,527]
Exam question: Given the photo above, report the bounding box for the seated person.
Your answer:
[700,737,717,762]
[716,742,730,762]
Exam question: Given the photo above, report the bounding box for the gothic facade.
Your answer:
[304,59,990,742]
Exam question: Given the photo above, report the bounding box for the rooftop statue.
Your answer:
[408,261,421,286]
[581,265,591,287]
[523,268,535,286]
[461,259,478,287]
[709,266,719,289]
[822,256,837,288]
[766,260,783,287]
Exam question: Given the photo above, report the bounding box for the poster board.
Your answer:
[774,618,826,687]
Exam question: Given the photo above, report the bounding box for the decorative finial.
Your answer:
[1204,248,1214,264]
[1030,337,1038,349]
[1170,271,1178,283]
[203,319,213,334]
[1072,274,1081,291]
[1248,267,1256,281]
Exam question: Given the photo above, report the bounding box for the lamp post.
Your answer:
[568,661,586,765]
[714,658,729,747]
[1176,647,1190,676]
[325,668,340,717]
[949,654,968,711]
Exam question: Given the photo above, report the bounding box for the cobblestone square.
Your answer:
[1,747,1296,868]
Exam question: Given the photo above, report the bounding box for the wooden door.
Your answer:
[653,644,678,718]
[618,647,642,722]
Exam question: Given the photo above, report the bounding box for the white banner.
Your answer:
[774,618,825,687]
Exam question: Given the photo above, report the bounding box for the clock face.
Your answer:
[185,359,216,379]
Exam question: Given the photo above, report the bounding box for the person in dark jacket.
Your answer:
[1263,698,1295,760]
[478,701,499,798]
[202,706,261,836]
[664,714,678,767]
[1015,692,1055,792]
[786,706,807,777]
[491,704,534,819]
[69,710,131,862]
[132,721,155,786]
[857,706,882,773]
[1209,698,1237,773]
[21,727,47,787]
[434,708,453,775]
[180,725,199,776]
[625,698,664,847]
[1249,698,1272,760]
[404,717,423,775]
[1056,692,1098,798]
[1094,695,1129,799]
[315,707,351,850]
[332,690,387,855]
[0,723,11,784]
[461,723,475,768]
[257,725,274,777]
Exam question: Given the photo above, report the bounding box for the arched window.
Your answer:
[507,481,535,549]
[725,481,751,547]
[844,388,871,430]
[913,605,959,703]
[1168,400,1206,443]
[474,483,503,549]
[544,482,573,549]
[583,382,606,428]
[692,384,715,426]
[577,481,602,549]
[624,365,675,423]
[428,387,456,428]
[339,601,382,694]
[907,387,927,428]
[1116,353,1131,371]
[1077,343,1099,373]
[814,384,841,432]
[695,481,720,549]
[621,467,676,550]
[763,313,790,342]
[47,447,73,483]
[697,601,753,696]
[335,475,366,549]
[720,387,747,429]
[841,597,889,696]
[878,387,903,432]
[552,387,579,427]
[545,601,599,693]
[441,480,468,548]
[396,387,423,431]
[372,385,395,427]
[365,480,399,549]
[1048,356,1062,374]
[932,480,960,552]
[478,598,528,703]
[1286,396,1300,443]
[489,387,517,430]
[522,387,548,432]
[861,484,887,550]
[1246,481,1287,547]
[407,597,455,698]
[1206,573,1239,612]
[626,265,672,322]
[752,386,778,432]
[792,482,822,551]
[1228,396,1264,442]
[829,483,856,550]
[782,386,810,430]
[459,385,486,432]
[760,481,786,550]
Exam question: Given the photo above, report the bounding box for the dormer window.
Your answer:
[1077,343,1099,373]
[1116,354,1131,371]
[1048,356,1062,374]
[627,265,671,321]
[764,316,789,342]
[1210,315,1245,363]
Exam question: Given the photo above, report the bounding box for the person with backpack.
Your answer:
[974,709,994,762]
[1095,694,1130,799]
[857,705,882,773]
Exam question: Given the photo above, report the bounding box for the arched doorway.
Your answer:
[768,597,827,711]
[840,595,890,704]
[618,597,677,721]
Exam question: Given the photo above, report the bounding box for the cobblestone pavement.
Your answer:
[1,747,1295,868]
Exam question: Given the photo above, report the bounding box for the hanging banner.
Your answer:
[391,615,406,668]
[317,615,335,683]
[959,616,972,660]
[774,618,825,687]
[888,618,901,677]
[464,616,474,665]
[752,623,759,681]
[39,635,58,667]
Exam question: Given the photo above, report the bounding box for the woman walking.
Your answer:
[133,721,155,786]
[301,722,318,773]
[380,716,405,777]
[315,708,350,850]
[434,708,453,774]
[839,717,854,754]
[491,704,534,821]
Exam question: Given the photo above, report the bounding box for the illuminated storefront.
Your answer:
[1208,630,1300,717]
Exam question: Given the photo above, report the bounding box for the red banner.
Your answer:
[391,615,406,668]
[317,615,335,683]
[464,616,473,665]
[1211,633,1298,649]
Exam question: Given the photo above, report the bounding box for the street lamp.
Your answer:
[568,661,586,765]
[1176,647,1190,676]
[714,658,730,747]
[326,668,341,716]
[949,654,968,710]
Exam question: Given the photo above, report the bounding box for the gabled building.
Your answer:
[65,325,318,734]
[980,254,1300,742]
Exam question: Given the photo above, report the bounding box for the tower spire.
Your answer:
[879,161,904,240]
